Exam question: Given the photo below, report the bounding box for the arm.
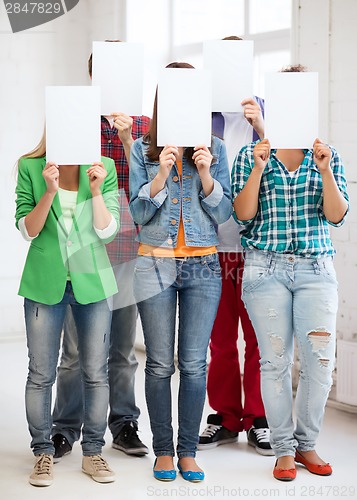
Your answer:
[313,139,349,225]
[129,139,169,225]
[151,145,178,197]
[233,139,270,222]
[112,112,134,165]
[192,144,214,196]
[88,159,119,243]
[241,97,265,139]
[16,160,59,238]
[197,140,232,225]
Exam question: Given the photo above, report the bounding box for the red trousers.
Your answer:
[207,252,266,432]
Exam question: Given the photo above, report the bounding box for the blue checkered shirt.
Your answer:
[231,141,349,257]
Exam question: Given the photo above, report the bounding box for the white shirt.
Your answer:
[217,112,254,253]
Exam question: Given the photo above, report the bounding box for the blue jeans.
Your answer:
[134,254,222,458]
[52,266,140,444]
[241,249,338,458]
[24,282,111,456]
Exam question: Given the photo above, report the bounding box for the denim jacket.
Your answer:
[129,136,232,248]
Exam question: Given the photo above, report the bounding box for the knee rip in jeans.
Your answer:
[269,334,285,357]
[307,328,331,367]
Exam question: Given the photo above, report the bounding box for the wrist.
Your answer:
[199,170,212,182]
[91,188,102,197]
[45,189,57,198]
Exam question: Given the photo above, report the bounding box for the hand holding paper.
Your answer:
[241,98,264,139]
[313,138,332,172]
[43,162,59,194]
[253,139,271,171]
[86,162,108,196]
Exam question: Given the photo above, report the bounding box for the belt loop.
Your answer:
[313,259,320,274]
[266,251,275,274]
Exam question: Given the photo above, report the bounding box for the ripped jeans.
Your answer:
[242,249,338,458]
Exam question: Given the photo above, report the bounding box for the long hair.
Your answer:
[144,62,196,162]
[21,128,46,159]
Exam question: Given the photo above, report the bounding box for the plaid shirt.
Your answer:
[102,115,150,264]
[231,141,349,257]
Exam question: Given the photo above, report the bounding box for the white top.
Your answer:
[217,112,254,253]
[58,187,77,233]
[19,188,117,241]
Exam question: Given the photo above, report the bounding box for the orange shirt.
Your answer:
[139,160,217,258]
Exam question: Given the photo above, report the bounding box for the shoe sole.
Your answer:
[29,478,53,487]
[53,450,72,464]
[197,437,238,450]
[82,469,116,483]
[112,442,148,456]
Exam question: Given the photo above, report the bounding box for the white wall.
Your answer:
[0,0,123,339]
[293,0,357,342]
[1,0,356,343]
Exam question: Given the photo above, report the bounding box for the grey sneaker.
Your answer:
[29,454,53,487]
[82,455,115,483]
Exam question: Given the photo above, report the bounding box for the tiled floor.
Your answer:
[1,338,357,500]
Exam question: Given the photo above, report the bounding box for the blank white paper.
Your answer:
[92,41,144,116]
[203,40,254,112]
[265,72,319,149]
[46,86,101,165]
[157,69,212,147]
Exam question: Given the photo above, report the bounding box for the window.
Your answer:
[172,0,292,96]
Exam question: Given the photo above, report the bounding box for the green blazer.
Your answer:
[15,156,120,305]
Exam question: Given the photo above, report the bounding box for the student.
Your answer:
[51,42,150,461]
[15,132,120,486]
[129,62,232,482]
[231,118,349,478]
[199,35,273,456]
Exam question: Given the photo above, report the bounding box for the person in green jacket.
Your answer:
[15,133,120,487]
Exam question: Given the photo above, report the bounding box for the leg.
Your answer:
[293,257,338,457]
[238,253,266,431]
[207,252,243,432]
[177,254,222,459]
[71,299,111,456]
[24,298,67,456]
[52,307,83,446]
[134,256,178,458]
[108,304,140,437]
[242,251,296,459]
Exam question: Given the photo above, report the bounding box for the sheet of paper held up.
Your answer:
[157,69,212,147]
[92,41,144,116]
[203,40,254,112]
[264,72,319,149]
[46,86,101,165]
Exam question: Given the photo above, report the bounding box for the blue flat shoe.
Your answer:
[177,461,205,482]
[153,458,176,481]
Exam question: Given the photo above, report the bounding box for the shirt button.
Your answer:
[172,198,179,204]
[167,238,173,245]
[171,219,177,225]
[172,176,179,182]
[108,139,112,144]
[288,256,294,262]
[67,240,73,247]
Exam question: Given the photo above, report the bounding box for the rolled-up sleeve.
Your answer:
[129,139,168,225]
[325,148,350,227]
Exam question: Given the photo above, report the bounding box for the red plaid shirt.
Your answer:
[102,115,150,264]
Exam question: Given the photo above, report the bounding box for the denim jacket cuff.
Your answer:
[138,182,168,208]
[200,178,223,208]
